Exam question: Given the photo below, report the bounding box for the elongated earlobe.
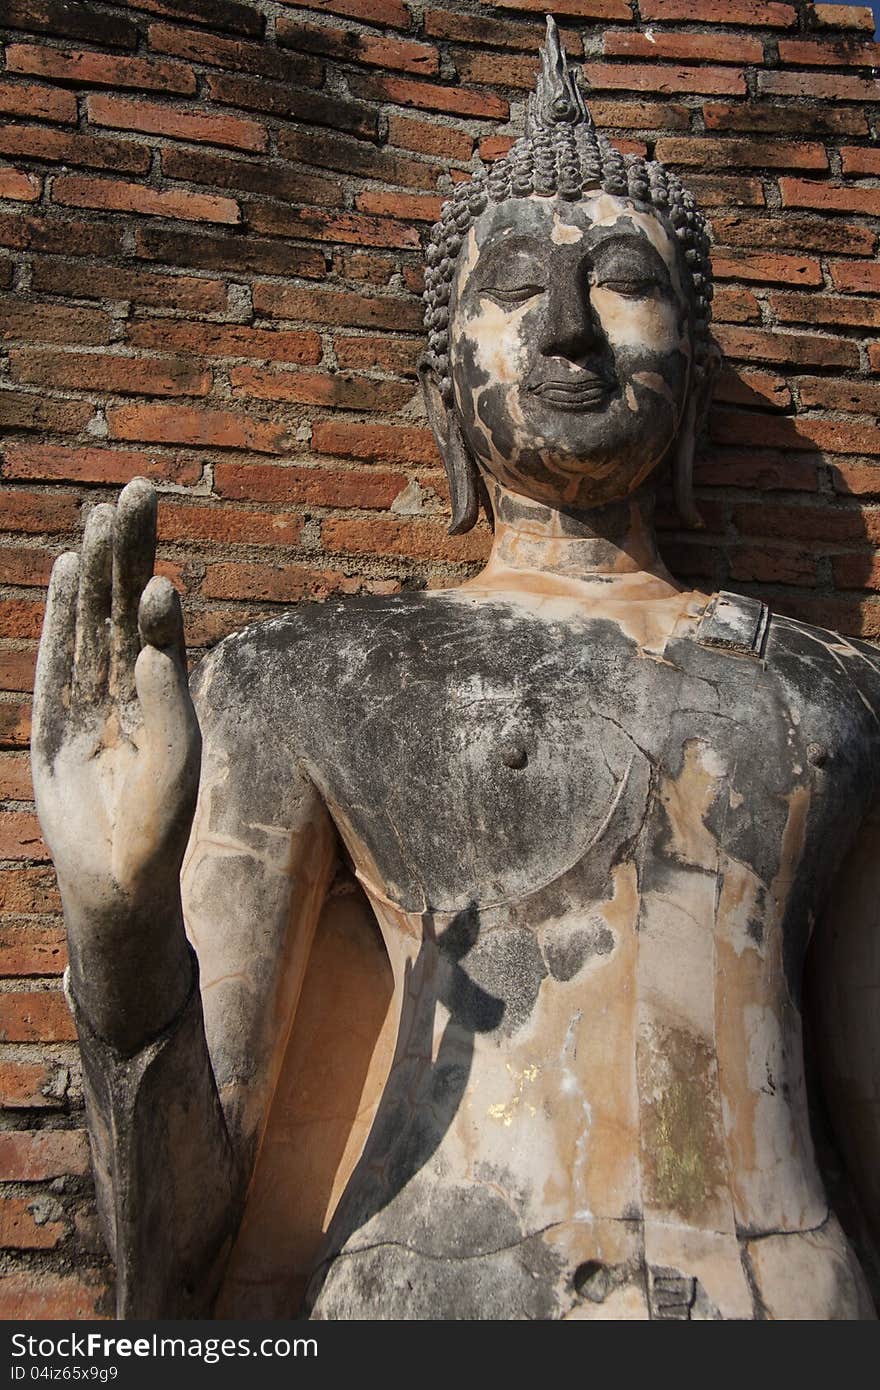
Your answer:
[418,358,481,535]
[673,394,703,531]
[674,341,721,530]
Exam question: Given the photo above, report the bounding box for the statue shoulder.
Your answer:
[188,590,451,744]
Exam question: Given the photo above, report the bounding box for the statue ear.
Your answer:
[418,358,481,536]
[673,340,721,531]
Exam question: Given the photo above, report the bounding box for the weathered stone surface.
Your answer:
[30,17,879,1321]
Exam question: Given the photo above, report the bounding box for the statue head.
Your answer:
[421,16,718,534]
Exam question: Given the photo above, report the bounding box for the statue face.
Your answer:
[448,193,693,510]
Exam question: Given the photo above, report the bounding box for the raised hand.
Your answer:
[31,479,200,1053]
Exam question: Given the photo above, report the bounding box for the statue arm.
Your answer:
[31,479,337,1317]
[807,805,880,1247]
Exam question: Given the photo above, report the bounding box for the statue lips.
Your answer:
[526,368,615,412]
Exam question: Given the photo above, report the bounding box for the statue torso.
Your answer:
[203,590,880,1319]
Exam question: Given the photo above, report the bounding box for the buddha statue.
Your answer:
[31,18,879,1320]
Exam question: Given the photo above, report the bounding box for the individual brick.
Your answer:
[0,169,41,203]
[0,549,54,589]
[733,500,865,543]
[160,148,343,207]
[252,283,422,332]
[125,319,322,363]
[106,402,291,454]
[119,0,264,35]
[1,301,113,347]
[0,865,60,916]
[713,287,760,323]
[1,442,202,487]
[0,74,78,123]
[229,366,413,413]
[0,124,150,174]
[603,31,763,63]
[203,562,367,603]
[0,393,94,435]
[0,750,33,795]
[683,175,765,208]
[133,225,327,278]
[31,259,227,312]
[312,421,439,467]
[713,325,860,369]
[277,128,440,192]
[0,991,77,1043]
[777,37,880,66]
[810,4,875,28]
[0,653,36,697]
[768,291,880,331]
[321,517,489,563]
[0,810,46,859]
[86,93,267,154]
[703,102,867,136]
[346,71,508,120]
[51,175,241,225]
[387,113,473,162]
[0,1129,89,1181]
[831,463,880,496]
[1,0,138,47]
[694,450,818,491]
[425,10,581,52]
[828,260,880,295]
[0,1272,106,1321]
[712,410,880,455]
[213,461,408,509]
[0,1060,67,1109]
[276,18,439,76]
[711,213,875,255]
[832,554,880,592]
[714,368,792,410]
[0,702,33,746]
[779,179,880,217]
[204,73,377,139]
[582,62,746,96]
[758,70,879,101]
[333,335,422,376]
[246,203,419,250]
[0,489,79,536]
[840,147,880,177]
[147,21,322,84]
[639,0,795,21]
[156,502,301,548]
[334,249,397,285]
[729,546,817,586]
[0,214,124,259]
[8,348,212,397]
[797,378,880,414]
[655,137,827,171]
[355,190,443,222]
[710,250,823,286]
[273,0,411,25]
[485,0,633,15]
[0,1197,65,1250]
[5,43,197,94]
[589,100,691,130]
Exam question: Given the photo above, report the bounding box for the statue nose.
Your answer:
[540,285,600,362]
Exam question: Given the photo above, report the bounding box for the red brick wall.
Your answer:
[0,0,877,1317]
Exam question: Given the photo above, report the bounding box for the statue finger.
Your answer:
[32,551,79,770]
[72,504,113,711]
[110,478,157,705]
[138,575,187,671]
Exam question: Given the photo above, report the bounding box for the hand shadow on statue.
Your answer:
[304,903,503,1307]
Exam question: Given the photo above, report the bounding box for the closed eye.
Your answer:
[482,284,546,306]
[595,278,661,298]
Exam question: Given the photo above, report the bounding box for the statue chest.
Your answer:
[299,605,870,939]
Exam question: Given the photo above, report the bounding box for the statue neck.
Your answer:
[474,479,682,600]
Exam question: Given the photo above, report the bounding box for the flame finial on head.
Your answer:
[527,16,591,133]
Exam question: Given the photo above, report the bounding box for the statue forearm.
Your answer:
[68,944,242,1319]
